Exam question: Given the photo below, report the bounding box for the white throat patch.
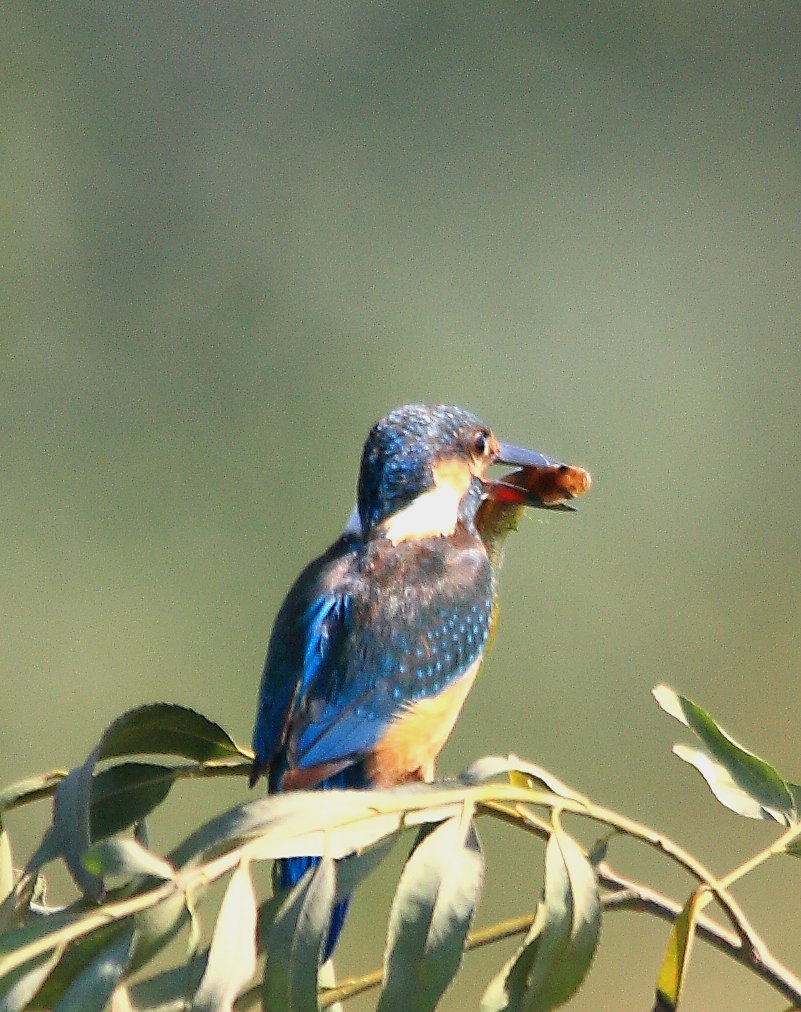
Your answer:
[378,458,474,545]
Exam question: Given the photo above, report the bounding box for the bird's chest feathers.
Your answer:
[367,656,482,787]
[379,459,473,545]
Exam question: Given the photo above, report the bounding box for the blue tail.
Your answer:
[276,764,365,960]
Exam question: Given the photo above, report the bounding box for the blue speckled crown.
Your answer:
[357,404,486,533]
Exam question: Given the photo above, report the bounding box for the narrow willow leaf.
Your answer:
[131,891,190,974]
[0,819,12,908]
[673,745,786,823]
[192,861,257,1011]
[130,895,287,1011]
[25,922,130,1009]
[90,763,176,840]
[653,685,794,819]
[654,887,706,1011]
[0,773,66,814]
[263,858,336,1012]
[481,830,600,1012]
[0,949,62,1012]
[527,830,600,1009]
[82,839,175,884]
[463,757,587,804]
[52,920,136,1012]
[172,790,404,870]
[378,814,484,1012]
[52,749,101,900]
[480,904,547,1012]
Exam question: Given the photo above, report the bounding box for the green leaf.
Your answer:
[51,920,136,1012]
[654,887,706,1011]
[378,813,484,1012]
[51,705,249,899]
[192,861,257,1012]
[653,685,795,821]
[95,704,251,764]
[262,858,336,1012]
[672,745,786,823]
[82,839,175,884]
[90,763,176,840]
[481,829,600,1012]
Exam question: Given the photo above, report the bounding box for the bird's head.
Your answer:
[356,404,577,544]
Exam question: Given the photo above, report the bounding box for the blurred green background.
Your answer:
[4,3,801,1008]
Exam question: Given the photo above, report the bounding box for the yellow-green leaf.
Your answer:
[654,887,706,1011]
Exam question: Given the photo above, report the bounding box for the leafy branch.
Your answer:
[2,686,801,1010]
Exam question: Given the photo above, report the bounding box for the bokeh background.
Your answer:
[4,4,801,1008]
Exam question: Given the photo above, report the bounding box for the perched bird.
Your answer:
[250,404,586,957]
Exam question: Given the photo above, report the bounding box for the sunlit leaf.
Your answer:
[172,788,413,869]
[90,763,176,840]
[262,858,336,1012]
[481,830,600,1011]
[51,920,136,1012]
[110,984,134,1011]
[82,839,175,885]
[672,745,785,823]
[378,813,484,1012]
[463,756,587,804]
[654,887,706,1011]
[653,685,794,821]
[0,820,12,909]
[192,861,257,1012]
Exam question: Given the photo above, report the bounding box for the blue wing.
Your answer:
[286,535,494,776]
[252,530,494,790]
[250,533,358,788]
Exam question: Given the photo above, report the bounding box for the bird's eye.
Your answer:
[472,429,492,458]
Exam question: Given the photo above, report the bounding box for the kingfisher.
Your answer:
[250,404,589,957]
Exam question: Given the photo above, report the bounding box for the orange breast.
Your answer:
[367,657,482,787]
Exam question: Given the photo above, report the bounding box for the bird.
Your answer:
[250,403,587,958]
